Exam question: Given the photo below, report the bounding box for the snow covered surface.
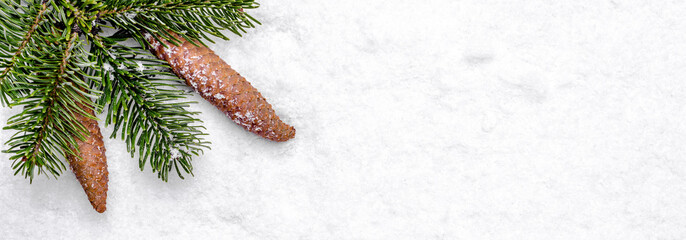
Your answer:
[2,1,686,239]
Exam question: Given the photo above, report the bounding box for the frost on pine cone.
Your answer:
[146,32,296,142]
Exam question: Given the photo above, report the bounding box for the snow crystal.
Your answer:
[169,148,181,159]
[233,112,243,119]
[213,93,225,100]
[201,88,211,97]
[231,117,242,125]
[244,111,256,121]
[164,46,176,56]
[151,41,160,49]
[102,63,113,72]
[125,12,138,20]
[135,61,145,72]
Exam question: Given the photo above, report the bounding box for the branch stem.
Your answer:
[23,33,79,167]
[0,2,49,83]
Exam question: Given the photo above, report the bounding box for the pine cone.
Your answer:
[68,105,108,213]
[146,32,296,142]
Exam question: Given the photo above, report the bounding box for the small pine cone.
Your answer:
[146,32,296,142]
[68,105,108,213]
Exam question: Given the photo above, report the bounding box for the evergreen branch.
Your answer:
[3,29,99,182]
[0,0,49,105]
[101,0,257,16]
[94,43,209,181]
[1,0,270,185]
[102,0,260,47]
[15,33,78,177]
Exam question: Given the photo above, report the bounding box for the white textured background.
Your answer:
[2,1,686,239]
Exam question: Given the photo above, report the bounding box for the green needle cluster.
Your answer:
[0,0,259,182]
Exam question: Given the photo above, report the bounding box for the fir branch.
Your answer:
[1,0,265,183]
[3,29,99,182]
[101,0,258,17]
[0,0,49,105]
[94,43,209,181]
[101,0,260,47]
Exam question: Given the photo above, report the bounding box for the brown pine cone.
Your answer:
[145,32,296,142]
[68,105,108,213]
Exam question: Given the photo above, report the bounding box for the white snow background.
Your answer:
[2,1,686,239]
